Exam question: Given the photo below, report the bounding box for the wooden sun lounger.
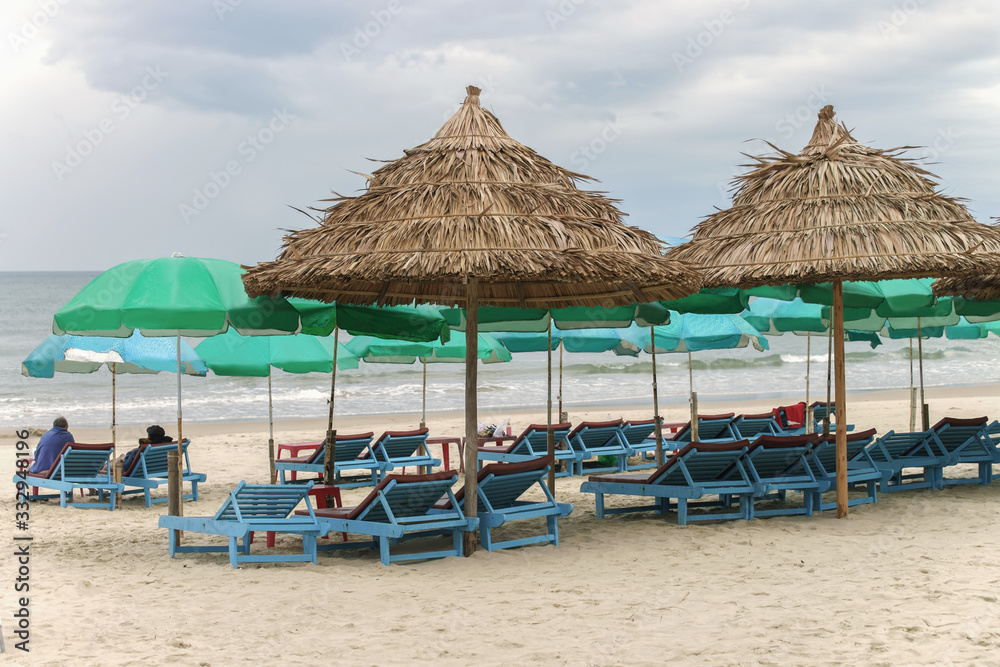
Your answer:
[566,419,630,476]
[741,435,823,519]
[926,417,998,486]
[432,456,572,551]
[580,441,755,525]
[274,432,380,488]
[158,481,321,568]
[477,423,575,475]
[109,440,205,507]
[299,471,477,566]
[803,428,881,511]
[367,428,439,475]
[16,442,122,510]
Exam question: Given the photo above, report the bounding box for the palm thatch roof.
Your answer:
[933,274,1000,300]
[667,105,1000,288]
[242,85,701,308]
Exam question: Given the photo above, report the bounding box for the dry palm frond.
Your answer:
[243,85,701,307]
[667,105,1000,288]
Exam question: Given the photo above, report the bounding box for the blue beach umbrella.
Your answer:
[22,331,208,462]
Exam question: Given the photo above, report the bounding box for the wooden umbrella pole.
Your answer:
[546,320,555,492]
[688,351,699,442]
[463,276,480,556]
[824,319,833,436]
[651,326,664,467]
[324,327,339,485]
[421,358,427,428]
[918,317,927,430]
[833,280,848,518]
[805,333,812,434]
[909,337,916,432]
[112,362,120,509]
[169,334,183,521]
[558,343,563,423]
[268,369,276,484]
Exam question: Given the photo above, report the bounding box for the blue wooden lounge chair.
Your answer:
[732,412,785,440]
[367,428,439,475]
[109,440,205,507]
[580,441,755,525]
[865,428,949,493]
[274,432,380,488]
[618,418,660,470]
[667,413,740,445]
[298,471,477,566]
[432,456,572,551]
[741,435,823,519]
[477,423,575,475]
[18,442,122,510]
[566,419,630,476]
[925,417,998,486]
[810,401,854,433]
[158,481,321,568]
[803,428,881,511]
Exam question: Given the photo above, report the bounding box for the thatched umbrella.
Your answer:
[244,85,702,554]
[668,104,1000,517]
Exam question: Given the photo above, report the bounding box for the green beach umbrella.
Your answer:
[196,330,359,482]
[290,297,450,342]
[52,255,303,514]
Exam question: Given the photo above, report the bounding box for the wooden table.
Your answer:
[425,436,461,472]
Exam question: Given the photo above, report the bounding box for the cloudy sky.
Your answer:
[2,0,998,271]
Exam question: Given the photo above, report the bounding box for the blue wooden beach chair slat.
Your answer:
[803,428,881,511]
[369,428,440,475]
[742,435,822,519]
[926,417,998,486]
[619,419,660,471]
[732,413,783,440]
[158,481,321,568]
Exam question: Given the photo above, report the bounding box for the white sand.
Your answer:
[3,385,1000,665]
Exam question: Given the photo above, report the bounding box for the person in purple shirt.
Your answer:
[30,416,74,473]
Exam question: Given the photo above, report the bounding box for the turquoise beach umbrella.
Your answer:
[22,331,208,465]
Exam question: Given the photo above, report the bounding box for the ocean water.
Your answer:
[1,271,998,429]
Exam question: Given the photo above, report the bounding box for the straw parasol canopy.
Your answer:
[667,104,1000,519]
[933,218,1000,300]
[668,105,999,288]
[243,85,701,555]
[242,85,700,308]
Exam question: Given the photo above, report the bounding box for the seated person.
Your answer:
[102,425,173,475]
[30,416,74,474]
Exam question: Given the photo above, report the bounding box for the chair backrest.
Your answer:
[519,423,571,455]
[347,472,458,523]
[810,402,835,422]
[867,430,934,461]
[42,443,115,481]
[214,481,311,522]
[745,436,814,480]
[130,440,192,478]
[567,419,624,451]
[444,456,553,512]
[672,414,737,443]
[931,417,988,452]
[649,441,751,485]
[370,428,429,462]
[307,433,376,463]
[621,419,657,445]
[733,413,781,440]
[809,428,877,473]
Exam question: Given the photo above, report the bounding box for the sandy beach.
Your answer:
[3,384,1000,665]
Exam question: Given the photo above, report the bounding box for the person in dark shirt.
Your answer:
[30,416,74,473]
